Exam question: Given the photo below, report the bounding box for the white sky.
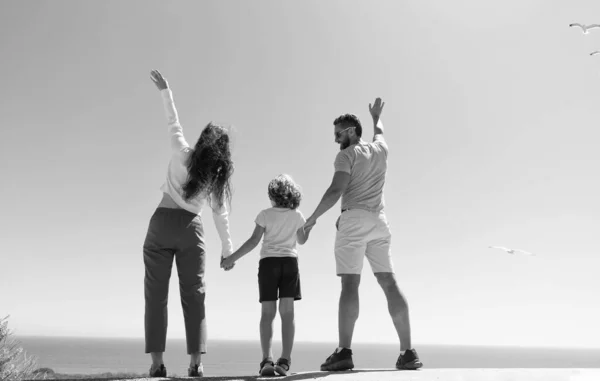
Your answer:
[1,0,599,348]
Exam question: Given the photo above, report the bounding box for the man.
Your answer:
[303,98,422,371]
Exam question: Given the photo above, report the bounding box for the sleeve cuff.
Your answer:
[160,88,173,100]
[221,242,233,257]
[222,249,233,256]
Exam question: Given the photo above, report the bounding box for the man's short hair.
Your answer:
[333,114,362,137]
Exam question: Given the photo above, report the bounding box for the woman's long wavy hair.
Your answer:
[268,174,302,210]
[182,122,233,209]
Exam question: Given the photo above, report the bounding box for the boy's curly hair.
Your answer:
[268,174,302,210]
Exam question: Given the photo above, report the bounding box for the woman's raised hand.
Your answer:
[150,69,169,91]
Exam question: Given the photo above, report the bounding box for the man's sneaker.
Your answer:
[149,364,167,377]
[275,358,291,376]
[259,358,276,376]
[396,349,423,370]
[320,348,354,371]
[188,363,204,377]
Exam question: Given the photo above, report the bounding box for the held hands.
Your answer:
[303,217,317,233]
[369,97,385,120]
[220,255,236,271]
[150,69,169,91]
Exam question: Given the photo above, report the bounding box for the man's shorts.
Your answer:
[334,209,394,275]
[257,256,302,302]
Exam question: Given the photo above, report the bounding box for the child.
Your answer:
[221,174,310,376]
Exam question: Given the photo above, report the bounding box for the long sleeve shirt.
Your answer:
[158,89,233,257]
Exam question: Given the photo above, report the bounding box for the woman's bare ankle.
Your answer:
[189,352,202,367]
[150,352,164,368]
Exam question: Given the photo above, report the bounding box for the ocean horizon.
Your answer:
[15,336,600,376]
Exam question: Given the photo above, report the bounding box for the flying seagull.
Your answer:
[569,23,600,34]
[488,246,535,256]
[591,51,600,56]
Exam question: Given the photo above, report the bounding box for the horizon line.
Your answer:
[14,335,600,351]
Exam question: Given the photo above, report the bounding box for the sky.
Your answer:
[1,0,600,349]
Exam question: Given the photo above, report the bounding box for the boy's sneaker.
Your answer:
[320,348,354,371]
[259,358,276,376]
[149,364,167,377]
[188,363,204,377]
[275,358,291,376]
[396,349,423,370]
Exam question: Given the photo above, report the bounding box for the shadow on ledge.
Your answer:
[44,368,400,381]
[184,368,398,381]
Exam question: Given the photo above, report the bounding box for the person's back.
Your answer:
[220,174,309,377]
[336,135,388,213]
[144,70,237,378]
[303,99,422,372]
[257,207,305,259]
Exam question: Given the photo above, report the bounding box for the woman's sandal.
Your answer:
[275,358,291,376]
[260,358,276,376]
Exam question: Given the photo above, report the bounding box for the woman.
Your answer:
[144,69,235,378]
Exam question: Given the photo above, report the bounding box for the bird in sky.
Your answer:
[590,51,600,56]
[488,246,535,256]
[569,23,600,34]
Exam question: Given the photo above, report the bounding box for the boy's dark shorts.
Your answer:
[258,256,301,303]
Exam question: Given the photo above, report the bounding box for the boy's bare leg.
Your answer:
[279,298,295,359]
[260,301,277,360]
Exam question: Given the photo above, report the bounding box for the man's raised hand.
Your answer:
[369,97,385,120]
[150,69,169,91]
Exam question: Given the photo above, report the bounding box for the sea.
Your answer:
[16,337,600,377]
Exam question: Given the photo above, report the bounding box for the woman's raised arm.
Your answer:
[150,69,189,153]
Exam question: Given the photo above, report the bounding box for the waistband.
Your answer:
[155,206,199,217]
[341,207,383,214]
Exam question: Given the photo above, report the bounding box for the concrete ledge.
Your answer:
[48,369,600,381]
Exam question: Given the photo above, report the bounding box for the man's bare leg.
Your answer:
[338,274,361,349]
[320,274,360,371]
[374,272,411,350]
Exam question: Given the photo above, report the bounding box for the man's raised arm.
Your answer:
[369,97,385,139]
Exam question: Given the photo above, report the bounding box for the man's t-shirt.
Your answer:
[334,134,388,212]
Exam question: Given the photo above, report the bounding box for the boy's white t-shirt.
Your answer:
[255,207,306,259]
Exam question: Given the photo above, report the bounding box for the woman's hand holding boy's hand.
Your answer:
[221,255,236,271]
